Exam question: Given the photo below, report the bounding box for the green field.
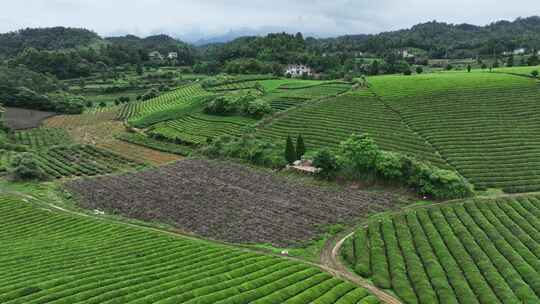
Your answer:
[118,84,211,122]
[149,113,257,145]
[494,65,540,77]
[32,145,145,179]
[256,90,447,166]
[0,193,380,304]
[369,72,540,192]
[343,195,540,304]
[12,128,73,149]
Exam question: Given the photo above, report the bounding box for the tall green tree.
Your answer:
[296,135,306,160]
[285,135,297,164]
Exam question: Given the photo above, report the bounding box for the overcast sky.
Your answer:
[1,0,539,42]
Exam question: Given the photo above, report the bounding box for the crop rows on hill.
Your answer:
[31,145,144,179]
[260,83,351,112]
[149,113,256,145]
[370,73,540,192]
[118,84,209,120]
[257,90,447,166]
[0,194,379,304]
[117,132,193,156]
[343,195,540,304]
[66,159,397,246]
[12,128,72,149]
[206,80,260,91]
[96,140,182,166]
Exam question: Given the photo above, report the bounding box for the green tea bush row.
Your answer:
[345,195,540,303]
[0,195,379,303]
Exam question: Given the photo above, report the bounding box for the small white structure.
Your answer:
[285,64,313,77]
[167,52,178,59]
[514,48,526,55]
[400,49,415,58]
[148,51,164,61]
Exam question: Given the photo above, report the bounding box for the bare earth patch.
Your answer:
[43,112,181,165]
[4,107,57,130]
[66,159,397,246]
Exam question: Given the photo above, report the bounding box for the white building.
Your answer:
[514,48,526,55]
[167,52,178,59]
[285,64,313,77]
[148,51,164,61]
[400,49,415,58]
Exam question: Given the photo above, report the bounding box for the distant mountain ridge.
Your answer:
[1,16,539,59]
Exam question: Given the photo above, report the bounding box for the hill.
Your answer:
[321,16,540,58]
[0,27,101,57]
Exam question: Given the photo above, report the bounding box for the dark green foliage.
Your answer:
[8,153,47,181]
[204,95,272,118]
[467,64,472,72]
[314,134,473,199]
[532,70,539,78]
[312,148,339,179]
[415,66,423,74]
[141,88,160,101]
[507,55,514,67]
[296,134,306,160]
[403,69,412,76]
[338,133,380,180]
[528,53,539,66]
[201,135,286,168]
[285,135,297,164]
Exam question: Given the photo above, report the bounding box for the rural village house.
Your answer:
[167,52,178,59]
[148,51,164,61]
[285,64,313,77]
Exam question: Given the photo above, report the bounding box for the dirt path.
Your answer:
[320,229,403,304]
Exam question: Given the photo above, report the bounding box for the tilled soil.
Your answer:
[4,107,57,130]
[66,159,397,246]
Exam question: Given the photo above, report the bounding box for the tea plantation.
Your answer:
[0,194,380,304]
[343,195,540,304]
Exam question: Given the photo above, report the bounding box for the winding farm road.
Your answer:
[320,230,403,304]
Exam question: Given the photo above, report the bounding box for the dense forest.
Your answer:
[1,17,539,79]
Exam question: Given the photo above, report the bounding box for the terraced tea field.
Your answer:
[66,159,398,246]
[118,84,210,122]
[12,128,73,149]
[369,72,540,192]
[149,113,257,145]
[257,90,447,166]
[344,195,540,304]
[0,194,380,304]
[33,145,145,178]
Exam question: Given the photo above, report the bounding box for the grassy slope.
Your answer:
[370,72,540,191]
[256,89,447,166]
[0,192,380,304]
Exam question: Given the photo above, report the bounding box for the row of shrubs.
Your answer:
[204,95,272,119]
[200,133,473,200]
[312,134,474,200]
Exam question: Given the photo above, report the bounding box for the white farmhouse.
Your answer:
[285,64,313,77]
[148,51,164,61]
[400,49,415,58]
[167,52,178,59]
[513,48,526,55]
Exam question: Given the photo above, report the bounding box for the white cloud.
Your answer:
[1,0,539,41]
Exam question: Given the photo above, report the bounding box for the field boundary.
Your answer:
[368,88,454,170]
